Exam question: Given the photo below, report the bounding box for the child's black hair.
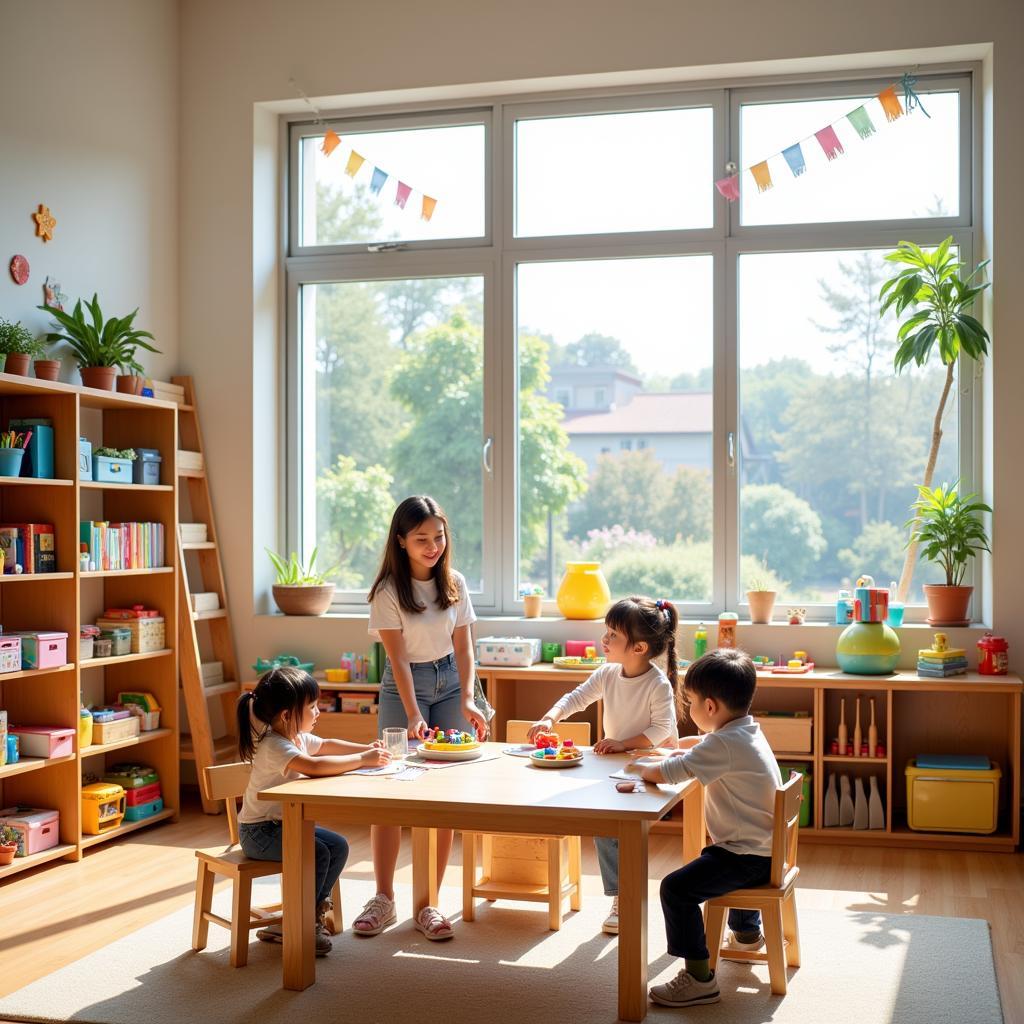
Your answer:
[682,649,757,716]
[236,666,320,762]
[605,596,680,719]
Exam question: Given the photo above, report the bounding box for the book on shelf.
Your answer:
[80,521,165,571]
[0,523,56,574]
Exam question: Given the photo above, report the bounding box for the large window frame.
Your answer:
[283,67,982,622]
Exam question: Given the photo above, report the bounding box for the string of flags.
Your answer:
[320,128,438,221]
[716,72,930,202]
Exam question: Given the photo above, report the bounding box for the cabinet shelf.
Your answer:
[80,808,175,848]
[81,567,172,578]
[0,752,76,780]
[0,662,75,683]
[81,648,172,670]
[0,573,74,583]
[0,843,77,879]
[81,481,173,493]
[80,727,173,758]
[822,755,888,765]
[0,477,74,487]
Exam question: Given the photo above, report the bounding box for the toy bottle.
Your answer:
[693,623,707,659]
[717,612,738,649]
[835,590,854,625]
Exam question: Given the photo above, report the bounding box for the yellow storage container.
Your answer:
[82,782,126,835]
[905,759,1002,834]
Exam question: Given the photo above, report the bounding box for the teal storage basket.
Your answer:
[93,455,133,484]
[123,797,163,822]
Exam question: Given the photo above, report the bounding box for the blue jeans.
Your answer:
[595,836,619,896]
[239,820,349,907]
[660,844,772,959]
[377,652,471,736]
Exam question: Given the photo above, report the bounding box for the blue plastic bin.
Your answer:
[93,455,133,484]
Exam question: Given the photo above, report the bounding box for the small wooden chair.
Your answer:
[462,719,590,931]
[191,761,342,967]
[703,770,803,995]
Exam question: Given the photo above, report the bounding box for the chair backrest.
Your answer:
[506,718,592,745]
[203,761,254,846]
[769,770,803,887]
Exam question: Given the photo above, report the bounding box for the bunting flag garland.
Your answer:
[344,151,366,177]
[369,167,389,194]
[394,182,412,209]
[715,73,923,202]
[321,129,342,156]
[421,195,438,222]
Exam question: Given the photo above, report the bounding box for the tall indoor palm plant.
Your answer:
[879,237,991,602]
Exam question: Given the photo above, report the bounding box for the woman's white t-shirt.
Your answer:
[368,570,476,664]
[238,729,322,825]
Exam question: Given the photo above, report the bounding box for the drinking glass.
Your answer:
[383,727,408,760]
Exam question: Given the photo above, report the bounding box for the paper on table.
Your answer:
[393,766,428,781]
[610,767,644,781]
[352,762,403,777]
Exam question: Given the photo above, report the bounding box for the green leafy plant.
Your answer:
[39,294,159,372]
[94,447,137,460]
[905,481,991,587]
[879,238,991,599]
[0,318,45,358]
[0,824,19,847]
[745,573,777,593]
[266,546,337,586]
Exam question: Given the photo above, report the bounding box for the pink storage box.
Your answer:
[9,726,75,758]
[0,635,21,673]
[0,806,60,856]
[565,640,598,657]
[124,781,162,807]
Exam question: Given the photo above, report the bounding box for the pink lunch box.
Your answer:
[9,726,75,759]
[0,806,60,856]
[124,781,162,807]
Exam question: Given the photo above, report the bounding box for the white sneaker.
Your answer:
[352,892,397,936]
[720,929,765,961]
[602,896,619,935]
[649,968,720,1007]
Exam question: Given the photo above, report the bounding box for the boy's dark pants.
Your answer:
[660,844,772,959]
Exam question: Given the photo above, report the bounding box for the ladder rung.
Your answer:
[181,542,217,550]
[178,467,206,478]
[193,608,228,621]
[181,734,237,762]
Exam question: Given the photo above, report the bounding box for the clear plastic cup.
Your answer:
[383,727,408,760]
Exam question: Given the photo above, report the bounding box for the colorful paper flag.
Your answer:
[847,106,876,140]
[715,174,740,201]
[878,86,904,122]
[782,143,806,177]
[395,181,412,209]
[369,167,389,194]
[345,151,366,177]
[750,161,773,193]
[321,129,341,156]
[421,195,438,221]
[814,125,844,161]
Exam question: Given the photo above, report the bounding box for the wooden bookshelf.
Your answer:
[0,372,179,883]
[476,664,1022,853]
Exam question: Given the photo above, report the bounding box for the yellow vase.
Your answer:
[556,561,611,620]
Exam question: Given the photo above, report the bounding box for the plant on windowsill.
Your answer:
[266,546,338,616]
[0,824,19,865]
[0,318,46,377]
[906,480,991,626]
[880,238,991,603]
[745,573,777,624]
[39,294,159,392]
[520,584,544,618]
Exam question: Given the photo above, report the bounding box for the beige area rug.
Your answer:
[0,876,1002,1024]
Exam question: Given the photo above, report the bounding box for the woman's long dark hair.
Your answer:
[367,495,458,614]
[605,595,681,721]
[236,666,319,762]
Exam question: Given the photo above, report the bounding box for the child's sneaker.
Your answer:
[353,892,397,936]
[256,922,332,957]
[649,968,720,1007]
[414,905,454,941]
[314,922,333,956]
[602,896,619,935]
[720,929,765,961]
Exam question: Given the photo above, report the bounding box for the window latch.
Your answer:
[367,242,407,253]
[727,431,736,472]
[482,436,494,475]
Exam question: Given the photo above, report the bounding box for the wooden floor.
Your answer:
[1,790,1022,1021]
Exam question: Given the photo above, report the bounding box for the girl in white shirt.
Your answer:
[236,667,391,956]
[357,495,488,942]
[529,596,680,934]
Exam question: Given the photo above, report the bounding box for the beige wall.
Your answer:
[0,0,179,382]
[178,0,1024,673]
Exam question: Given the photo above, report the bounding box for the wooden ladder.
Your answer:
[173,376,240,813]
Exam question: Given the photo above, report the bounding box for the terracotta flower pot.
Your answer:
[522,594,543,618]
[923,584,973,627]
[747,590,777,624]
[3,353,31,376]
[33,359,61,381]
[79,366,117,390]
[272,583,335,616]
[0,843,17,866]
[116,374,145,395]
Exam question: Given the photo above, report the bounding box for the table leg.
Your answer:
[618,819,649,1022]
[411,827,438,914]
[282,800,316,990]
[682,781,706,865]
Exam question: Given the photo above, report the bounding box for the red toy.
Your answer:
[977,634,1008,675]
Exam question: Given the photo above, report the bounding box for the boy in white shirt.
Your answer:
[636,649,781,1009]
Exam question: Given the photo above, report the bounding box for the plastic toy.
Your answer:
[552,655,606,670]
[977,633,1008,675]
[787,608,807,625]
[252,654,314,674]
[533,730,560,749]
[917,634,967,678]
[717,612,738,648]
[422,728,480,752]
[530,738,584,768]
[837,619,900,675]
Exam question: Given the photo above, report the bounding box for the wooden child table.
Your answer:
[261,742,704,1022]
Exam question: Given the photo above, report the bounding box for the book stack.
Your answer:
[177,450,204,473]
[80,521,165,571]
[917,646,968,678]
[190,592,220,613]
[179,523,208,545]
[200,661,224,688]
[0,523,56,574]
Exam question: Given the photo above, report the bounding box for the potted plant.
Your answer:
[0,318,45,376]
[746,575,777,624]
[520,584,544,618]
[266,546,337,616]
[906,480,991,626]
[879,238,990,602]
[39,294,159,391]
[0,824,19,865]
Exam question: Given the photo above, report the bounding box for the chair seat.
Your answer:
[195,845,282,877]
[706,865,799,904]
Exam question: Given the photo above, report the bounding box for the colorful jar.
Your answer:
[836,621,901,675]
[835,590,854,625]
[977,633,1008,675]
[555,562,611,620]
[717,612,738,649]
